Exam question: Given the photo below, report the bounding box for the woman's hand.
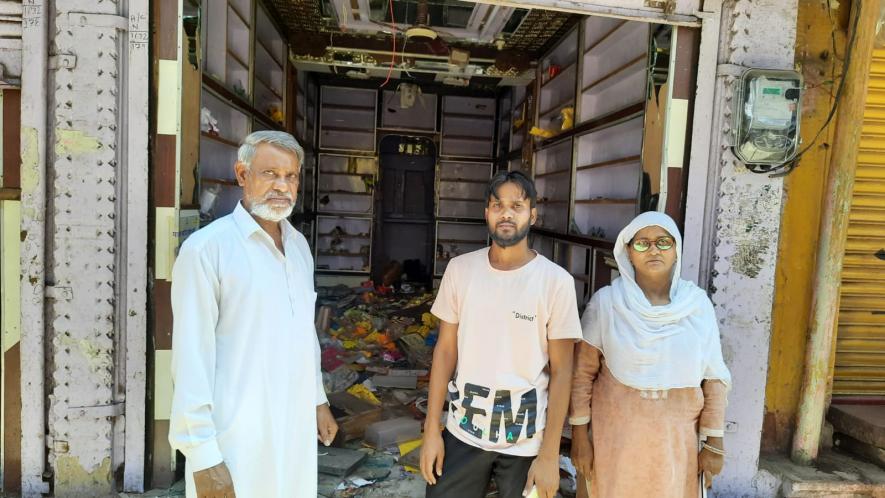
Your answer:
[698,438,724,488]
[570,424,594,478]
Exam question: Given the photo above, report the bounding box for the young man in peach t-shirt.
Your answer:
[420,171,581,498]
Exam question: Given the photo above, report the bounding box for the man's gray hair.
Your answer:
[237,130,304,169]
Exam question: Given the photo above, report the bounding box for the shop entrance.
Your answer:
[147,0,701,492]
[373,135,437,286]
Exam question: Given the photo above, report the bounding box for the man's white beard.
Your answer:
[249,198,295,222]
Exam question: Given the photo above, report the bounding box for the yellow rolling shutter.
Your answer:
[833,48,885,395]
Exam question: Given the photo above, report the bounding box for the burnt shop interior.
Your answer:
[187,0,680,298]
[177,0,685,494]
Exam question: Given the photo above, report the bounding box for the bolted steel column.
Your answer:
[19,0,49,494]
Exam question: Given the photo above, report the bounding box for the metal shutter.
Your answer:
[833,48,885,395]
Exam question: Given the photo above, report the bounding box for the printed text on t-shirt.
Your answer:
[513,311,536,322]
[450,383,538,443]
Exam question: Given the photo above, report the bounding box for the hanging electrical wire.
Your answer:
[380,0,397,88]
[399,23,414,78]
[755,0,861,177]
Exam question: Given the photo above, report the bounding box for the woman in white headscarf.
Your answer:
[569,211,731,498]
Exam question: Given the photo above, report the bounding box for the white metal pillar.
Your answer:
[19,0,49,494]
[18,0,149,494]
[121,0,150,490]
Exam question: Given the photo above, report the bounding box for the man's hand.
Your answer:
[193,462,235,498]
[317,403,338,446]
[698,438,725,489]
[570,425,593,478]
[523,455,559,498]
[420,429,445,485]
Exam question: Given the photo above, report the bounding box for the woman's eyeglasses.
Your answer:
[630,237,675,252]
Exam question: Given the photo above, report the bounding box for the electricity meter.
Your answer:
[732,69,803,167]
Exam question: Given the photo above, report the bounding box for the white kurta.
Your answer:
[169,202,326,498]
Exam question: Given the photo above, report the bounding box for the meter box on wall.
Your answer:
[732,69,802,167]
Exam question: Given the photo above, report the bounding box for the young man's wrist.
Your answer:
[537,436,563,461]
[536,448,559,462]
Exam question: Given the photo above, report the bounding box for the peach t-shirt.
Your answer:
[431,247,582,456]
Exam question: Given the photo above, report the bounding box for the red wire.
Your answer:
[380,0,396,87]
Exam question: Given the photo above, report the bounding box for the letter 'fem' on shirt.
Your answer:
[431,247,582,457]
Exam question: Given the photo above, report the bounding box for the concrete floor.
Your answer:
[121,470,568,498]
[757,449,885,497]
[119,480,184,498]
[123,448,885,498]
[120,465,427,498]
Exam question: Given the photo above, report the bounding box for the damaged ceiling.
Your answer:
[264,0,581,86]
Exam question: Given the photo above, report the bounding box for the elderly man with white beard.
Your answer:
[169,131,337,498]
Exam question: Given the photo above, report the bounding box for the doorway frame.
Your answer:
[373,133,440,287]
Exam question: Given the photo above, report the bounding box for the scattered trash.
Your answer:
[365,417,422,449]
[346,384,381,406]
[353,453,396,480]
[389,368,428,377]
[321,347,347,372]
[399,443,422,472]
[560,455,579,495]
[318,446,368,476]
[392,389,418,405]
[324,366,359,393]
[529,125,556,139]
[200,107,219,135]
[338,407,383,441]
[372,374,418,389]
[316,305,333,333]
[560,455,577,479]
[318,473,345,497]
[414,397,429,415]
[397,333,433,368]
[338,477,374,489]
[310,283,474,495]
[328,392,378,415]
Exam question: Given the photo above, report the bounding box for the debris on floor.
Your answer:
[315,281,438,497]
[365,417,422,448]
[315,280,575,498]
[129,282,576,498]
[318,446,369,476]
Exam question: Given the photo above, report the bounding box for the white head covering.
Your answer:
[581,211,731,391]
